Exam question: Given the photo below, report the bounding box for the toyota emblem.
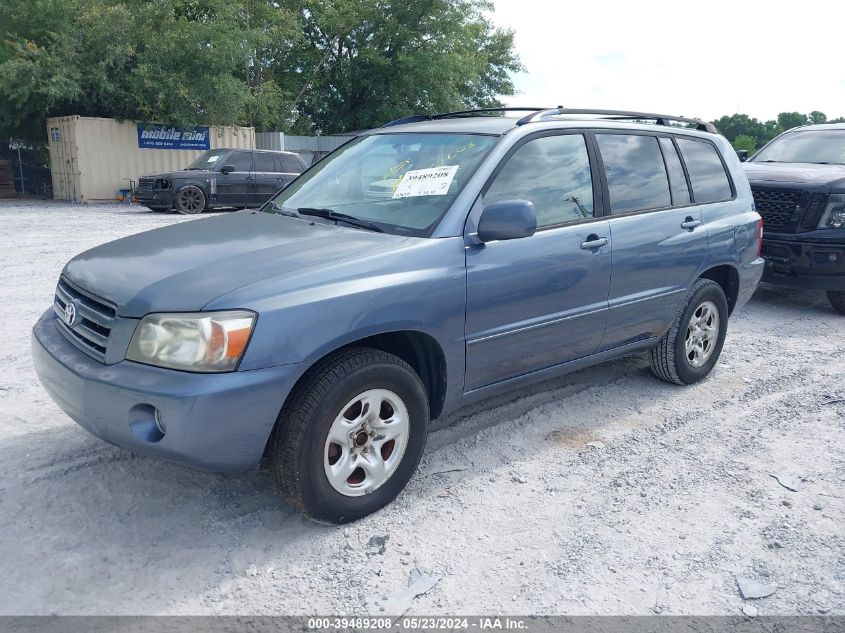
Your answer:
[64,302,78,328]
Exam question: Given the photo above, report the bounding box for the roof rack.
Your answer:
[382,107,550,127]
[516,108,718,133]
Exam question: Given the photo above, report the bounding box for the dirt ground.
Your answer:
[0,200,842,616]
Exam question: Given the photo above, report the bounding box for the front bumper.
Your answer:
[32,309,303,472]
[134,189,174,210]
[761,238,845,291]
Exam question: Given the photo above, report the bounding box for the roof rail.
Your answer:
[516,108,718,134]
[382,107,551,127]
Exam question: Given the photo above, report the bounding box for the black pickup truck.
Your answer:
[743,124,845,314]
[135,148,307,214]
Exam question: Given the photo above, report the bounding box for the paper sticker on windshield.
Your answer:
[207,155,220,162]
[392,166,458,198]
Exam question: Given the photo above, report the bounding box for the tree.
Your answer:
[809,111,827,124]
[273,0,523,133]
[777,111,809,131]
[0,0,521,144]
[732,134,757,154]
[711,114,767,147]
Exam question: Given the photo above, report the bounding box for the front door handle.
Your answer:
[681,216,702,230]
[580,235,609,250]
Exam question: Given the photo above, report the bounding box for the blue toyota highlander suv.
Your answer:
[32,108,764,522]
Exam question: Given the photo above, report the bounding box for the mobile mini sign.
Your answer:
[137,123,210,150]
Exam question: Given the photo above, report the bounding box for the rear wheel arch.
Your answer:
[698,264,740,315]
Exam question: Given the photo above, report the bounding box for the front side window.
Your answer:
[186,149,229,171]
[752,129,845,165]
[596,134,671,214]
[483,134,594,228]
[265,133,499,236]
[279,154,303,173]
[227,151,253,172]
[676,138,732,204]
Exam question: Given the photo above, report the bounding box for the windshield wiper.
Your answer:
[266,202,301,218]
[296,207,385,233]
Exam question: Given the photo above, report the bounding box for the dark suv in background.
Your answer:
[743,123,845,314]
[135,148,307,214]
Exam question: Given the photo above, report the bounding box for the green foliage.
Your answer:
[712,110,844,149]
[0,0,521,144]
[777,111,810,131]
[809,111,827,124]
[732,134,757,154]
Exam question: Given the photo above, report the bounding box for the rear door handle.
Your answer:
[580,235,609,250]
[681,216,701,230]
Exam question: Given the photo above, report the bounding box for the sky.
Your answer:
[490,0,845,123]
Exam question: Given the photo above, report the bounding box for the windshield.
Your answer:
[752,129,845,165]
[186,149,230,170]
[263,133,499,236]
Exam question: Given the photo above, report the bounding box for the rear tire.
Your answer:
[827,291,845,315]
[270,347,429,523]
[174,186,206,214]
[650,279,729,385]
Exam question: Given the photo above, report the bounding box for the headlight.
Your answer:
[126,311,255,372]
[818,193,845,229]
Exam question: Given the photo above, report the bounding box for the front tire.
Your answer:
[271,347,429,523]
[650,278,729,385]
[827,291,845,315]
[174,186,206,214]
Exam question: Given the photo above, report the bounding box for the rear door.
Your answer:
[216,150,254,206]
[464,131,611,391]
[595,132,710,349]
[252,152,282,205]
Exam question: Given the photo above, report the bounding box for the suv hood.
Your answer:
[743,161,845,188]
[63,212,407,317]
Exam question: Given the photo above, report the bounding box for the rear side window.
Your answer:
[596,134,671,213]
[483,134,594,228]
[227,151,253,172]
[658,137,691,206]
[676,138,733,203]
[256,153,275,172]
[279,154,303,173]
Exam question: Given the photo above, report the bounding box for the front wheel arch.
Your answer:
[173,184,208,214]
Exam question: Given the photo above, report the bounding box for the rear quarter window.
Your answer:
[279,154,303,173]
[676,138,733,204]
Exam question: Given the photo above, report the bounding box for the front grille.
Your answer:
[751,187,801,230]
[53,277,116,362]
[137,177,155,191]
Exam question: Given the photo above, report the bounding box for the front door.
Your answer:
[464,132,612,392]
[215,150,254,206]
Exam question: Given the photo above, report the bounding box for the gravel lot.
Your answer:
[0,200,842,616]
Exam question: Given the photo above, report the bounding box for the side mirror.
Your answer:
[220,164,235,174]
[736,150,748,163]
[477,199,537,242]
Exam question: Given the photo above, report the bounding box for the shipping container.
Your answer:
[46,116,255,203]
